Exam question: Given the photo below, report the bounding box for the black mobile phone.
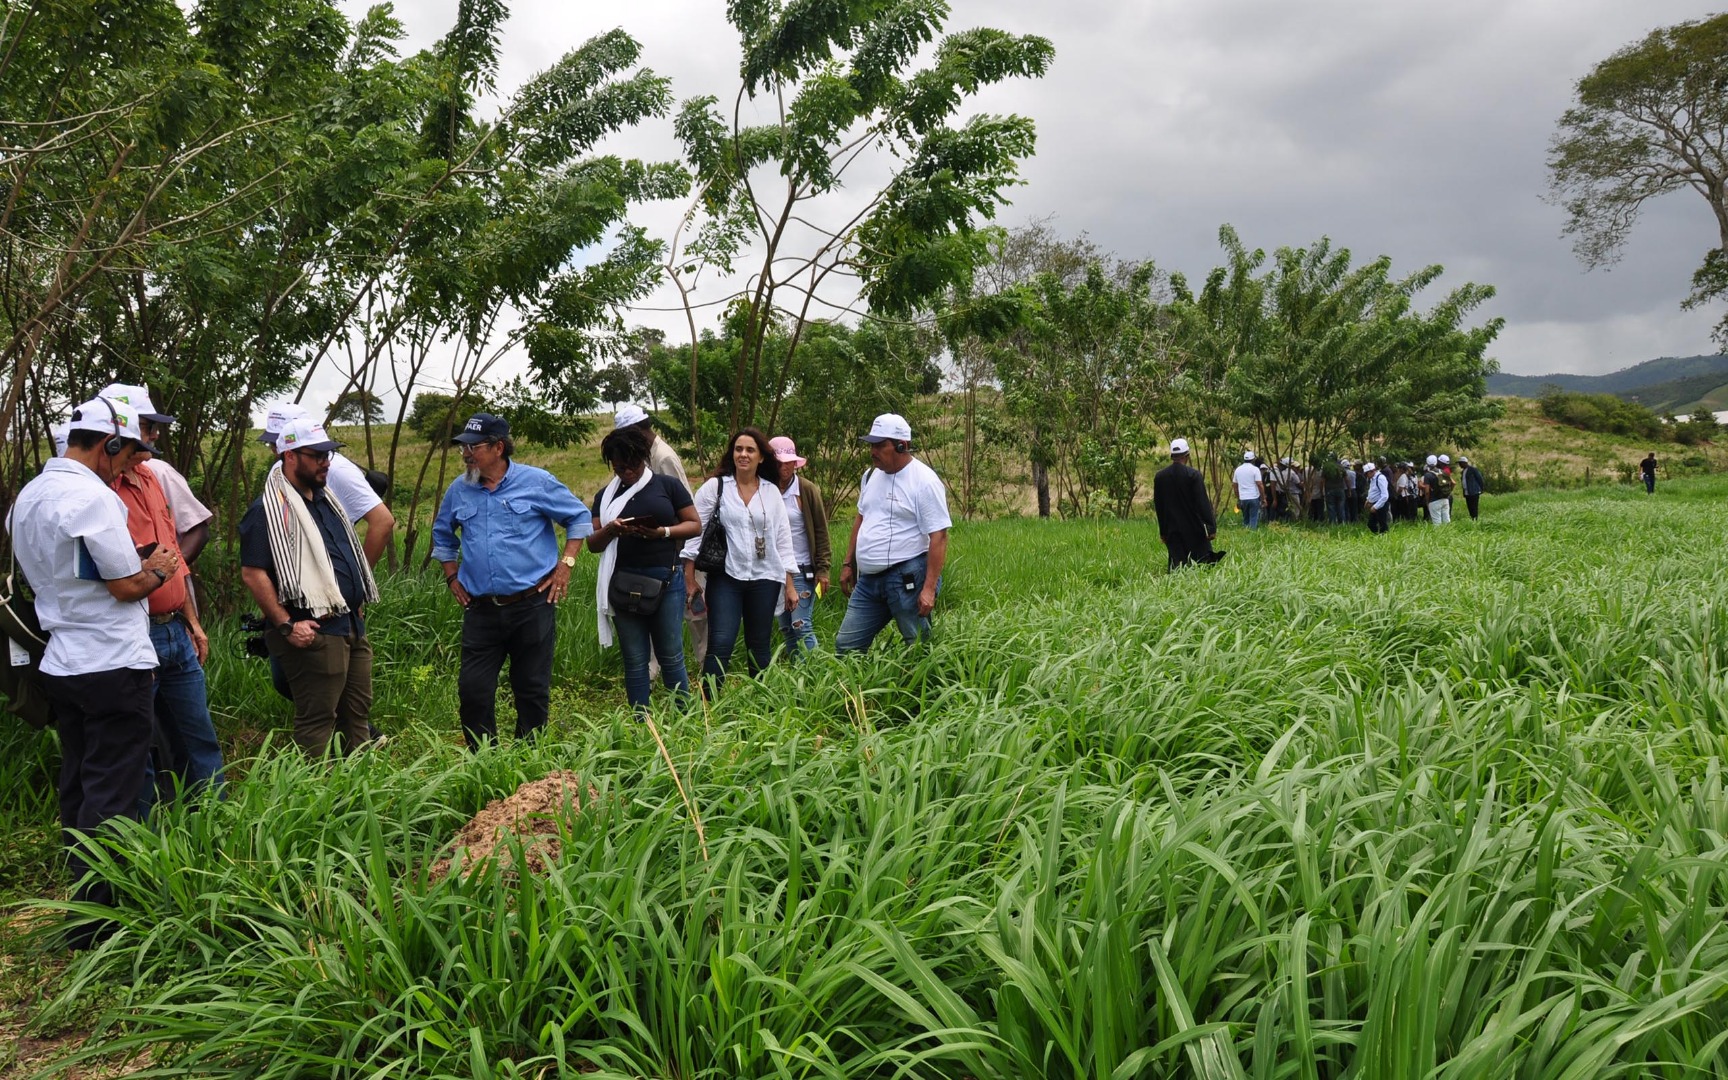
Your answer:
[136,542,159,559]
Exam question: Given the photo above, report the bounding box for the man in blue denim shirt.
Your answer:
[432,414,592,749]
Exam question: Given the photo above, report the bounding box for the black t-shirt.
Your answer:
[239,492,366,636]
[592,474,693,568]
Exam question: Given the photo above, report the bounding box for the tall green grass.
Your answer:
[13,480,1728,1077]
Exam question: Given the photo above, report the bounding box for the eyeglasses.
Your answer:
[294,448,332,463]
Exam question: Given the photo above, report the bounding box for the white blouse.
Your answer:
[680,476,798,584]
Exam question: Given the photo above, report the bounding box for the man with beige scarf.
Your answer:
[239,417,380,756]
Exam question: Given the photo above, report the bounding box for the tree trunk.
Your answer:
[1032,421,1050,518]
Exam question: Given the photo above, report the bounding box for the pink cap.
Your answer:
[769,436,806,469]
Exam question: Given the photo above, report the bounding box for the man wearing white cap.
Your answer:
[836,413,950,652]
[1232,451,1265,530]
[615,403,703,669]
[258,402,394,567]
[1153,438,1223,569]
[99,383,214,564]
[238,417,380,756]
[101,384,224,803]
[1420,454,1452,524]
[1363,461,1391,534]
[7,396,180,948]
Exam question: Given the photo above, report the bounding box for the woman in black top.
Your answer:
[588,427,701,713]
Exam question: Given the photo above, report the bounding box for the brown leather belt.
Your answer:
[469,586,539,607]
[148,611,181,625]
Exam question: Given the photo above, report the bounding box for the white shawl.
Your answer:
[261,460,378,617]
[593,468,654,648]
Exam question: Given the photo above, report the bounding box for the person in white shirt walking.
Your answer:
[8,396,179,949]
[1364,461,1391,534]
[1232,451,1266,529]
[836,414,951,652]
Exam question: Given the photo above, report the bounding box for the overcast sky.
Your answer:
[341,0,1722,390]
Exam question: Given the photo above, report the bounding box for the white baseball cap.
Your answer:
[1425,454,1438,466]
[862,413,912,443]
[1363,461,1377,472]
[68,396,154,451]
[1439,453,1451,464]
[1243,450,1255,461]
[50,419,71,457]
[1458,456,1469,464]
[614,403,648,429]
[98,382,175,424]
[258,401,309,445]
[276,416,342,455]
[1170,438,1191,455]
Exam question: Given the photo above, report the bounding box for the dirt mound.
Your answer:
[429,771,594,882]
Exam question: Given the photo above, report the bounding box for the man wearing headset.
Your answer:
[836,413,951,653]
[6,396,178,949]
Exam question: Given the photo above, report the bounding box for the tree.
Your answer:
[1548,14,1728,342]
[663,1,1054,453]
[328,388,386,424]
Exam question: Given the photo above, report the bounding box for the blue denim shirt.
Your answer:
[431,462,593,596]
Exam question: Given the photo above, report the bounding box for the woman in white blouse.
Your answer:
[682,428,799,689]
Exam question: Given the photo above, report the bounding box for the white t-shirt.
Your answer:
[680,476,799,587]
[781,476,813,566]
[7,458,155,676]
[141,458,214,534]
[1232,462,1263,500]
[853,458,951,575]
[327,452,383,524]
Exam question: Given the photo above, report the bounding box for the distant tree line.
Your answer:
[1537,387,1720,446]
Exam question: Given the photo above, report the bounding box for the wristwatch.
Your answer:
[149,568,167,583]
[276,620,294,637]
[560,555,577,569]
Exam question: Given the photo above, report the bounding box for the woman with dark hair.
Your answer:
[588,426,702,713]
[680,427,799,690]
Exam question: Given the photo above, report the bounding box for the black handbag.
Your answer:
[692,479,729,574]
[0,550,53,730]
[608,568,668,616]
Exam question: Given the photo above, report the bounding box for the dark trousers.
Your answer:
[268,629,373,757]
[702,571,781,689]
[41,667,154,949]
[1465,493,1481,520]
[460,598,557,749]
[1368,505,1391,534]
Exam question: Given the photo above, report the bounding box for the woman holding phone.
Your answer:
[681,427,799,691]
[589,426,701,713]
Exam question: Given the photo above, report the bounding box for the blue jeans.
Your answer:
[778,566,819,659]
[612,566,690,712]
[836,553,937,654]
[702,572,782,689]
[1325,489,1346,524]
[143,618,224,808]
[1237,498,1260,529]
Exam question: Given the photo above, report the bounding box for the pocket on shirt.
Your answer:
[498,499,544,541]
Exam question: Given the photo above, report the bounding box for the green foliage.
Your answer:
[16,483,1728,1075]
[327,388,386,425]
[1550,13,1728,339]
[407,388,493,442]
[1537,386,1670,440]
[665,0,1053,435]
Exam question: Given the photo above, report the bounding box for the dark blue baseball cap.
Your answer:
[453,413,509,444]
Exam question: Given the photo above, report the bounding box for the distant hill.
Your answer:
[1488,354,1728,406]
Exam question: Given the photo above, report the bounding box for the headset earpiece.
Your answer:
[101,398,125,456]
[893,440,909,454]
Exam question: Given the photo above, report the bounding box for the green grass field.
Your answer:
[5,479,1728,1078]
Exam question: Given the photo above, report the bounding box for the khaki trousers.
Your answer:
[267,630,373,756]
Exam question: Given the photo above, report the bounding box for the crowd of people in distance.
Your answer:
[6,387,950,948]
[1153,440,1490,570]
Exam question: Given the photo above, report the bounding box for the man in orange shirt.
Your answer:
[108,387,224,803]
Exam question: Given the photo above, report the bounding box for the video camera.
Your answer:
[237,614,271,659]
